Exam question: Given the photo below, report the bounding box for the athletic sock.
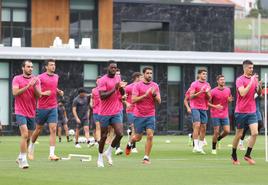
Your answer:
[19,152,27,161]
[232,148,237,161]
[49,146,55,157]
[59,137,61,142]
[245,147,253,157]
[67,136,69,141]
[212,142,217,150]
[193,139,199,148]
[143,155,149,160]
[132,142,136,148]
[239,139,244,145]
[199,140,204,150]
[127,142,132,149]
[217,135,223,141]
[106,145,113,154]
[29,142,35,151]
[75,141,79,145]
[98,153,103,161]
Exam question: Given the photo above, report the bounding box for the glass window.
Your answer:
[2,0,27,8]
[32,63,39,76]
[260,68,268,81]
[195,66,208,80]
[1,8,11,21]
[0,80,9,125]
[13,9,27,22]
[222,67,234,83]
[168,66,181,82]
[121,22,169,50]
[70,0,95,10]
[84,64,98,88]
[0,63,9,78]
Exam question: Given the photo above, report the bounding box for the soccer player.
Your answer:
[208,75,232,154]
[91,77,101,143]
[238,74,263,150]
[231,60,259,165]
[189,68,211,154]
[72,88,92,148]
[97,61,127,167]
[57,100,71,142]
[125,66,161,164]
[28,59,63,161]
[124,72,143,153]
[12,60,41,169]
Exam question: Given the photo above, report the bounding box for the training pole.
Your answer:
[265,73,268,162]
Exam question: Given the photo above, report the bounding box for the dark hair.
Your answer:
[142,66,153,74]
[197,68,207,74]
[78,87,87,94]
[132,72,142,81]
[243,60,253,66]
[21,60,32,68]
[107,60,117,66]
[44,59,55,66]
[216,74,224,81]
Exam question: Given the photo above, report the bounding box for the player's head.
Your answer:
[44,59,56,73]
[21,60,33,76]
[142,66,153,82]
[197,68,207,81]
[107,60,117,76]
[216,74,225,87]
[132,72,142,82]
[242,60,253,76]
[78,87,87,97]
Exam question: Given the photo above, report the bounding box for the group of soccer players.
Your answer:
[13,57,263,169]
[13,59,161,169]
[185,60,263,165]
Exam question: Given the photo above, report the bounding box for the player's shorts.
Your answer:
[211,117,230,127]
[93,113,100,123]
[235,113,257,129]
[191,109,208,124]
[127,113,135,125]
[99,111,123,128]
[16,114,36,131]
[134,116,155,134]
[75,118,90,128]
[57,119,67,128]
[256,110,262,121]
[36,108,58,125]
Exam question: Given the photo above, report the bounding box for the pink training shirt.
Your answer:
[185,87,191,100]
[210,87,231,118]
[38,72,59,109]
[133,81,160,117]
[190,80,211,110]
[235,75,258,113]
[12,75,40,118]
[98,74,122,116]
[125,83,136,113]
[92,87,101,114]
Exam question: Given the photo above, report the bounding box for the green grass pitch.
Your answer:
[0,135,268,185]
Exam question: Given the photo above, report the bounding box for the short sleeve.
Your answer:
[98,78,107,91]
[236,77,244,89]
[72,98,78,107]
[12,76,20,88]
[132,83,139,96]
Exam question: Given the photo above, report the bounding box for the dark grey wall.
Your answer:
[113,1,234,52]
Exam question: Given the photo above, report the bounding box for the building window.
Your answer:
[121,22,169,50]
[1,0,29,47]
[260,68,268,81]
[70,0,97,48]
[222,67,235,87]
[167,66,181,131]
[84,64,98,88]
[0,63,9,125]
[32,62,39,76]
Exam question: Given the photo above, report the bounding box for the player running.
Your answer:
[189,68,211,154]
[28,59,63,161]
[208,75,232,154]
[125,66,161,164]
[57,100,72,143]
[13,60,41,169]
[231,60,259,165]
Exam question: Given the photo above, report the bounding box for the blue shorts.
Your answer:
[93,113,100,123]
[16,114,36,131]
[75,118,89,128]
[36,108,58,125]
[99,112,123,128]
[127,113,135,125]
[235,113,257,129]
[191,109,208,124]
[134,116,155,134]
[57,119,67,127]
[211,117,230,127]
